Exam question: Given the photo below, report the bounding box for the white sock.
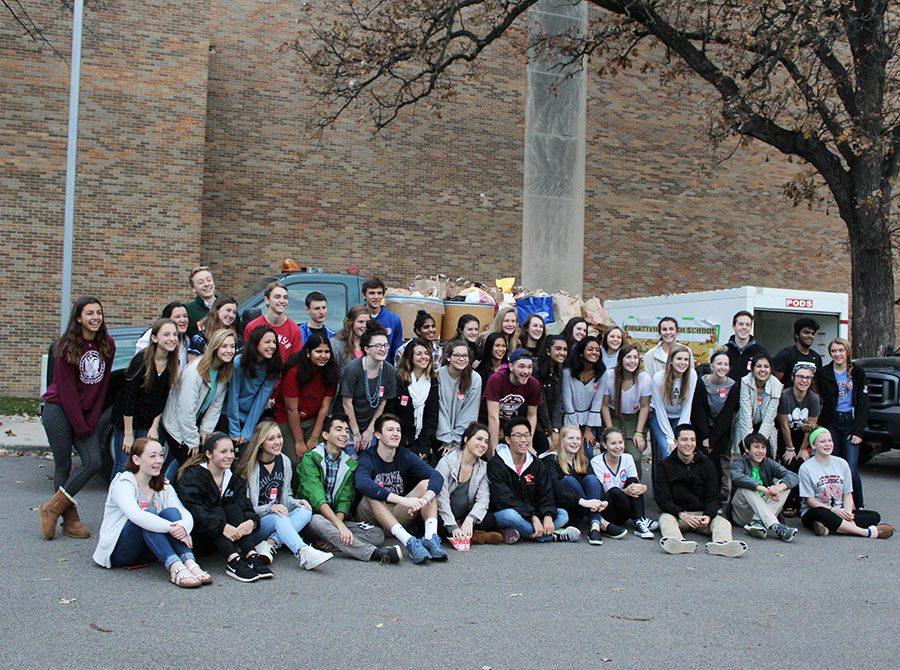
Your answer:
[391,523,413,544]
[424,517,438,540]
[868,525,878,538]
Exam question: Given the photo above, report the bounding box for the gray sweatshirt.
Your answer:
[436,365,482,446]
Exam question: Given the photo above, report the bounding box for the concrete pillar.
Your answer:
[522,0,587,294]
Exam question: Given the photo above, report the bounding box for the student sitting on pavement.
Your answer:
[238,422,333,571]
[540,425,620,546]
[654,424,747,558]
[729,433,799,542]
[93,438,210,589]
[590,427,658,540]
[799,427,894,540]
[175,433,271,583]
[487,418,581,543]
[298,415,400,564]
[435,422,511,548]
[354,414,448,564]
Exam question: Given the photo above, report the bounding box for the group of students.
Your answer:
[37,266,893,587]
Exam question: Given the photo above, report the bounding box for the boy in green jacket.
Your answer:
[298,416,401,563]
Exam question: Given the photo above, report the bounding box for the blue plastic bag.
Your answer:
[515,296,555,324]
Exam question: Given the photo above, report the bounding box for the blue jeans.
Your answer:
[560,474,604,525]
[109,507,194,570]
[252,507,313,556]
[493,507,569,542]
[650,412,678,490]
[830,411,864,507]
[111,426,149,479]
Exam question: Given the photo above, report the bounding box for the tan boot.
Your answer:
[39,488,72,540]
[61,503,91,539]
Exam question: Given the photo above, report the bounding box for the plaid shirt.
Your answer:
[323,449,341,504]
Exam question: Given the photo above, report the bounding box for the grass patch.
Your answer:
[0,397,40,417]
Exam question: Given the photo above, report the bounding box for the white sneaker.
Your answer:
[648,520,660,532]
[298,545,334,570]
[254,540,275,564]
[634,518,655,539]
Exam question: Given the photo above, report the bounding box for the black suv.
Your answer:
[856,349,900,463]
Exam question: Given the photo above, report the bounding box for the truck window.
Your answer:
[285,283,348,333]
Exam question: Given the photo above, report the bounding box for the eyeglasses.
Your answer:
[367,343,388,350]
[509,432,531,439]
[450,353,469,360]
[795,375,813,381]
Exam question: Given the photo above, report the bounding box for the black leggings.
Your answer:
[603,487,646,525]
[193,503,257,559]
[801,507,881,534]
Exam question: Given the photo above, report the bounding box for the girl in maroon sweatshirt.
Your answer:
[39,296,116,540]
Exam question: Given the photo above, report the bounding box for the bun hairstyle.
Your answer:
[413,310,435,334]
[709,347,730,365]
[360,320,389,350]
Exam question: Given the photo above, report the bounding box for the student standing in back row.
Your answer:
[362,277,404,362]
[724,311,766,382]
[300,291,334,345]
[40,297,116,541]
[185,265,217,338]
[772,318,822,385]
[243,282,302,363]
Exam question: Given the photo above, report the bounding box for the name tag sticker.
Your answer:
[379,386,385,397]
[400,395,409,406]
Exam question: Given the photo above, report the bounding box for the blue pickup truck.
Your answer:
[43,270,366,477]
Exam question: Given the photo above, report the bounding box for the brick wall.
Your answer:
[199,1,525,302]
[0,1,209,395]
[2,2,895,396]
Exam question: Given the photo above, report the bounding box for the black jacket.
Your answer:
[690,376,740,452]
[175,465,259,539]
[816,362,869,438]
[388,375,439,461]
[538,452,583,511]
[724,336,767,383]
[487,447,557,519]
[535,359,564,435]
[653,450,721,518]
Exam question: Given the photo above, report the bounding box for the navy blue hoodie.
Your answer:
[354,445,443,501]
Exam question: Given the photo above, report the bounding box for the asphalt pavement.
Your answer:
[2,449,898,670]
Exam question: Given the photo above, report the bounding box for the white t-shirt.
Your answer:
[590,452,638,493]
[601,348,620,371]
[798,456,853,515]
[601,369,652,415]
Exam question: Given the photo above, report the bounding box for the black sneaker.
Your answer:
[602,523,628,539]
[588,528,603,546]
[372,545,402,564]
[226,557,260,583]
[246,554,274,579]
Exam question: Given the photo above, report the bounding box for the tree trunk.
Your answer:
[846,208,896,357]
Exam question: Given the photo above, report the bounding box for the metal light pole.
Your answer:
[60,0,84,332]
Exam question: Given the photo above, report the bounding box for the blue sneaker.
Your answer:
[405,537,430,564]
[421,536,449,562]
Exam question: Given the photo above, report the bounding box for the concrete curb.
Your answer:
[0,415,49,451]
